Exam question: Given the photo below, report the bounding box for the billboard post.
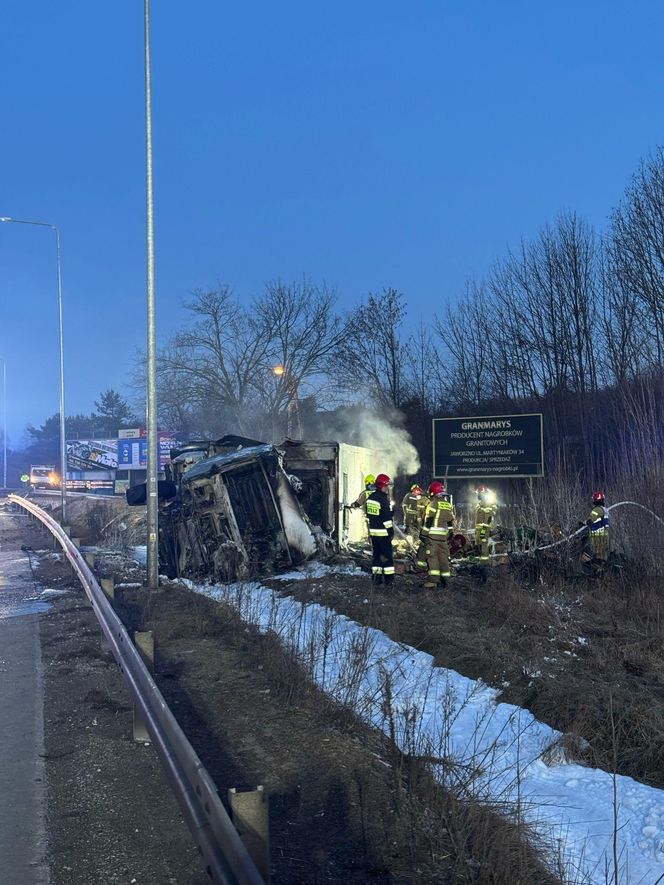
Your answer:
[433,414,544,479]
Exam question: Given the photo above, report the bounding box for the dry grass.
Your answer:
[111,580,565,884]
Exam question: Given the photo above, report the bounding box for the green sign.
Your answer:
[433,413,544,478]
[20,473,29,483]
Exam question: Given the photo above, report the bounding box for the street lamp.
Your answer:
[144,0,159,590]
[272,364,302,438]
[0,358,6,489]
[0,217,67,518]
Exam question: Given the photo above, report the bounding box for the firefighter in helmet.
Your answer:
[401,483,427,541]
[475,485,497,562]
[584,491,609,561]
[421,480,455,587]
[350,473,376,510]
[349,473,375,541]
[366,473,395,585]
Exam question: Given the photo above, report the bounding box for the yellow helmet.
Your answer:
[364,473,376,486]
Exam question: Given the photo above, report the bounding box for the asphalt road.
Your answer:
[0,512,50,884]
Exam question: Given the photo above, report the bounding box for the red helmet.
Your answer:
[592,490,605,504]
[374,473,391,490]
[477,485,488,496]
[428,481,445,497]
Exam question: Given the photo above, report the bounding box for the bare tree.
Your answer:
[336,288,409,409]
[156,286,271,437]
[154,281,349,440]
[252,279,348,435]
[436,280,493,409]
[610,147,664,367]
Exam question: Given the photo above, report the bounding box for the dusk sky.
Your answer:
[1,1,663,444]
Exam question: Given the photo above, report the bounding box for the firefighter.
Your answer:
[584,490,610,561]
[350,473,375,510]
[348,473,375,542]
[412,485,431,571]
[475,485,497,562]
[421,481,455,588]
[366,473,395,585]
[401,484,426,540]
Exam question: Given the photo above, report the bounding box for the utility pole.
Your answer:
[144,0,159,590]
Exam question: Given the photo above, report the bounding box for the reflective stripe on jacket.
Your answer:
[475,503,497,528]
[367,489,394,537]
[351,484,374,509]
[402,493,421,516]
[589,505,609,534]
[423,496,454,537]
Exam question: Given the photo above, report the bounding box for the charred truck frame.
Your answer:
[127,436,380,582]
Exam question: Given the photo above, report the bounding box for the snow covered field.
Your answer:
[186,565,664,885]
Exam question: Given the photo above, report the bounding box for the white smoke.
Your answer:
[306,406,420,480]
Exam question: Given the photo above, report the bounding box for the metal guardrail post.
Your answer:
[9,494,265,885]
[228,787,270,884]
[133,630,155,743]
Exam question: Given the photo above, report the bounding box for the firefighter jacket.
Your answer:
[422,495,454,538]
[351,485,374,509]
[587,504,609,536]
[401,492,422,520]
[475,502,497,528]
[366,489,394,538]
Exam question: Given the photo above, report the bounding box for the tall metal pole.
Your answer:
[55,227,67,520]
[0,217,66,516]
[144,0,159,590]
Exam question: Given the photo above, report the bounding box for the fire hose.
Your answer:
[536,501,664,552]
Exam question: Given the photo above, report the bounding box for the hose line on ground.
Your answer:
[535,501,664,552]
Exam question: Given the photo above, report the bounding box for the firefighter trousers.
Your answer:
[404,514,420,538]
[415,538,428,570]
[590,531,609,561]
[370,535,395,584]
[426,536,451,580]
[476,523,491,561]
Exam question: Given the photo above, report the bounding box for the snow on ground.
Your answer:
[271,562,365,581]
[131,545,147,566]
[188,573,664,885]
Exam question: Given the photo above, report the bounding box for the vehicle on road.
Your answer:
[29,465,60,490]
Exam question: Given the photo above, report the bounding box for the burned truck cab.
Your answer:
[129,434,382,582]
[154,443,318,583]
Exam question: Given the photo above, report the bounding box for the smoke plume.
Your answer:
[305,405,420,479]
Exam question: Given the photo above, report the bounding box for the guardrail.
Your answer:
[9,494,264,885]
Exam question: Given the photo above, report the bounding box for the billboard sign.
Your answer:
[433,414,544,479]
[117,433,178,470]
[67,439,118,471]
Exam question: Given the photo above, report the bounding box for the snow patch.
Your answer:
[193,579,664,884]
[272,562,365,581]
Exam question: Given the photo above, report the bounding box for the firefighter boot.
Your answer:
[384,574,395,586]
[372,573,384,586]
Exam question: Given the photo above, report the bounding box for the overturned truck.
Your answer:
[128,436,379,582]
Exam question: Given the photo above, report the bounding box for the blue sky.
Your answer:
[1,1,662,443]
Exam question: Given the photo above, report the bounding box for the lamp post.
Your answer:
[144,0,159,590]
[0,217,66,518]
[272,365,302,439]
